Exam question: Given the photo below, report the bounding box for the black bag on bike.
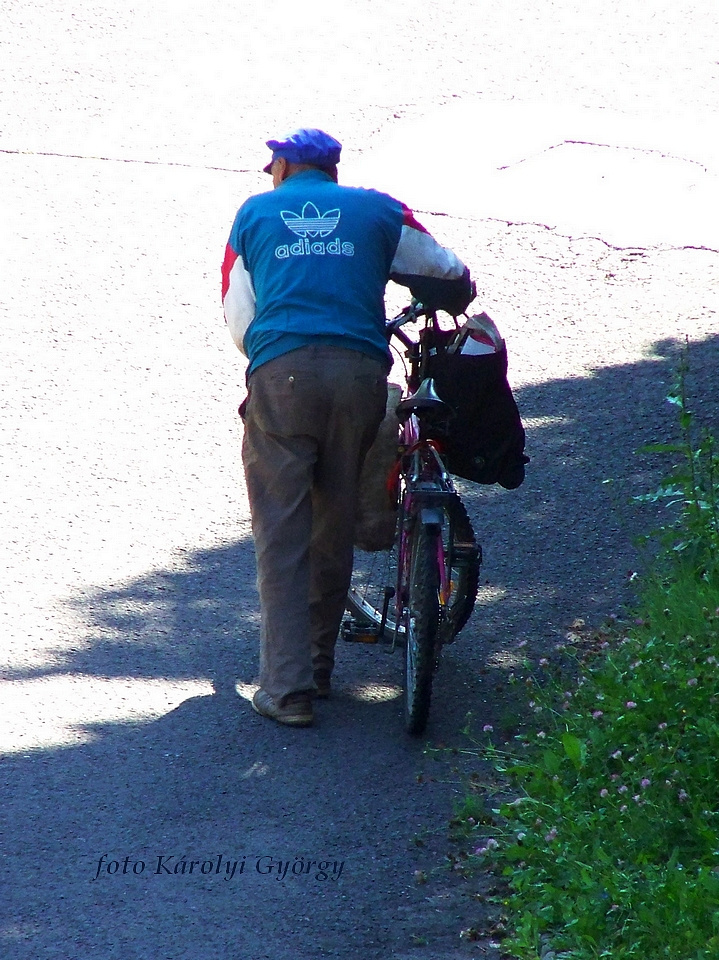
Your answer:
[424,314,529,489]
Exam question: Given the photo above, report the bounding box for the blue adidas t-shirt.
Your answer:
[227,169,404,374]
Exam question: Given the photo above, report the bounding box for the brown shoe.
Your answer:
[313,669,332,700]
[252,689,313,727]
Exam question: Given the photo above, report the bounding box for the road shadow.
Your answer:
[2,332,718,959]
[10,333,718,691]
[3,538,262,696]
[455,331,719,659]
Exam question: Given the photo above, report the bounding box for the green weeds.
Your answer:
[457,355,719,959]
[635,349,719,582]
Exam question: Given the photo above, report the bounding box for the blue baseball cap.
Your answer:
[263,128,342,174]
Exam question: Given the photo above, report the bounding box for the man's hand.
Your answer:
[406,267,475,317]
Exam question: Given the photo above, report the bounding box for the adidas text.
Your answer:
[275,238,355,260]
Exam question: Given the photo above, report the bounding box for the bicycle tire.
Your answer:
[440,493,480,644]
[404,519,440,735]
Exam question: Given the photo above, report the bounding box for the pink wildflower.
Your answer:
[592,710,604,719]
[483,724,494,733]
[658,723,667,730]
[618,785,628,794]
[687,678,698,687]
[626,701,637,709]
[600,789,609,798]
[539,658,549,667]
[641,778,651,789]
[544,828,557,842]
[678,790,688,802]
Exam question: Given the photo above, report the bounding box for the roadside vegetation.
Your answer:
[453,355,719,958]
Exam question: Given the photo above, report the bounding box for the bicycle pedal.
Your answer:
[453,542,480,561]
[342,622,381,644]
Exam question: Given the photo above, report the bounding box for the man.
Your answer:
[222,128,473,727]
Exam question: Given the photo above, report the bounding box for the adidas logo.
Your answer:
[281,202,340,238]
[275,201,354,260]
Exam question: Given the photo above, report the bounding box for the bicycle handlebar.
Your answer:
[384,300,433,344]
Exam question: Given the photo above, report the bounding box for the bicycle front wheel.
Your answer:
[404,519,440,735]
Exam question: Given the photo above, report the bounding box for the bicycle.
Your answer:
[342,300,482,735]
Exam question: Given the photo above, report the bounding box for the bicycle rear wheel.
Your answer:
[345,530,404,639]
[345,491,479,644]
[404,519,440,735]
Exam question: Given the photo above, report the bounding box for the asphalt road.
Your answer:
[1,1,718,957]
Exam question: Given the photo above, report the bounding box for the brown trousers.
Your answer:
[242,345,387,703]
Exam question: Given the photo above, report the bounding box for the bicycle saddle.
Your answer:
[396,378,452,420]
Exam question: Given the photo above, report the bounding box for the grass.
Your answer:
[452,355,719,959]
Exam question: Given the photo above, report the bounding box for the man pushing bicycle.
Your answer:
[222,128,473,726]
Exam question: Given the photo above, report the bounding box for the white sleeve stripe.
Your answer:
[223,258,256,357]
[390,225,466,279]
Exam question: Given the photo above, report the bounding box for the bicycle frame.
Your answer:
[344,300,481,733]
[392,421,455,646]
[380,302,469,644]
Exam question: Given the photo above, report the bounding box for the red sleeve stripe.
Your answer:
[400,203,429,235]
[221,244,239,300]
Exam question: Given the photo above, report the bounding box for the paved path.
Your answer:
[356,101,719,248]
[1,0,718,957]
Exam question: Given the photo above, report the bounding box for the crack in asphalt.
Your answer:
[418,209,719,254]
[0,146,255,174]
[497,138,712,174]
[3,144,717,254]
